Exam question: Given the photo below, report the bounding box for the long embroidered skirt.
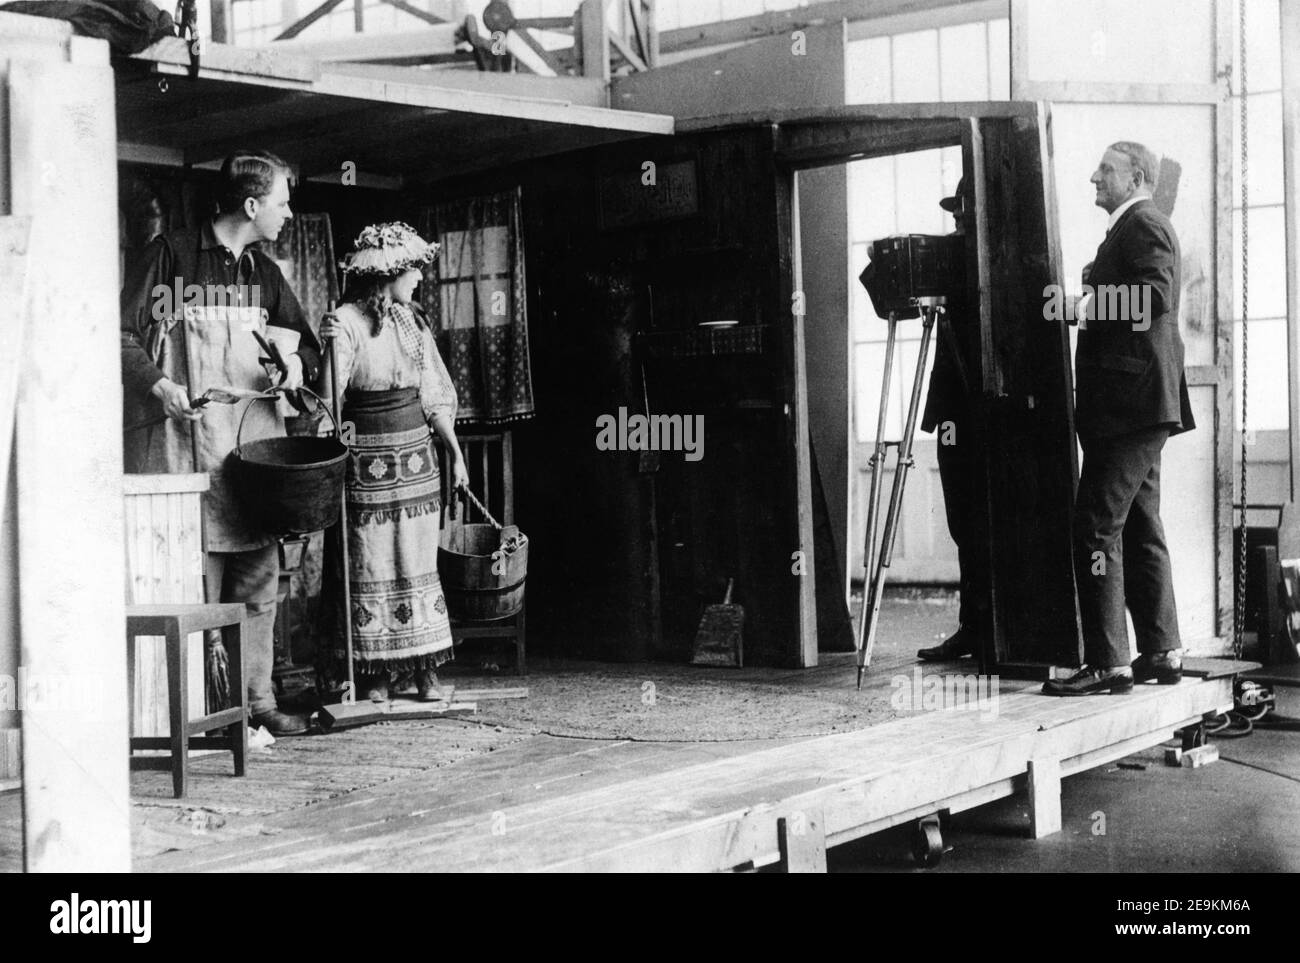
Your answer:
[331,388,454,670]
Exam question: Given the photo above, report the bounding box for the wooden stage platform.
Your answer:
[132,662,1248,873]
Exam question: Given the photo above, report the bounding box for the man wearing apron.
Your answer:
[121,150,322,735]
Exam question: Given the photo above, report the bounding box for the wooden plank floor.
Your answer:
[137,672,1240,873]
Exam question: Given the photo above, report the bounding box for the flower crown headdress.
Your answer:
[339,221,440,277]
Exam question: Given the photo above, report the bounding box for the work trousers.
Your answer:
[1074,426,1181,667]
[934,412,991,634]
[204,543,279,716]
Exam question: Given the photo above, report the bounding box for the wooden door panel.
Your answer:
[964,113,1083,669]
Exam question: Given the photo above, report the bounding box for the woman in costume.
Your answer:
[321,222,468,701]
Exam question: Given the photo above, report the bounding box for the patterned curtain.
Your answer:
[420,188,535,425]
[271,212,339,337]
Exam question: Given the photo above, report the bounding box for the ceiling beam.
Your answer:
[324,61,605,106]
[183,104,442,166]
[503,27,558,77]
[128,37,674,137]
[508,27,562,76]
[263,24,461,63]
[138,35,320,81]
[659,0,992,55]
[121,90,315,142]
[275,0,346,41]
[376,0,445,27]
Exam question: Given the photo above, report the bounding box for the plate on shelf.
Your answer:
[698,320,740,329]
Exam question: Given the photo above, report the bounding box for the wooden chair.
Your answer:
[441,431,526,675]
[126,603,248,798]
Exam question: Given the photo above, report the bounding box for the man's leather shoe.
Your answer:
[918,627,979,661]
[1042,665,1133,696]
[1132,649,1183,685]
[250,709,310,736]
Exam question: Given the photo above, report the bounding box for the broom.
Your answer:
[691,577,745,668]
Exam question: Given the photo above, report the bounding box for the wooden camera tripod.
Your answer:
[855,296,947,689]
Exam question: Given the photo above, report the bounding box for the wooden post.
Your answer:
[0,216,32,512]
[209,0,233,43]
[2,19,131,871]
[785,174,819,668]
[0,729,19,784]
[644,0,659,69]
[1281,1,1300,526]
[777,808,827,873]
[1027,756,1062,839]
[576,0,609,83]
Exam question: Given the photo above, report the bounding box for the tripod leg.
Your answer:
[861,311,938,670]
[855,316,898,658]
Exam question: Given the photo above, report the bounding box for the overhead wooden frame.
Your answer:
[659,0,993,56]
[699,102,1079,671]
[679,101,1040,169]
[119,37,674,184]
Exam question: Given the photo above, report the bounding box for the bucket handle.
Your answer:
[234,387,341,453]
[454,484,503,530]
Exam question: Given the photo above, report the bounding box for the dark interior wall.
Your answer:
[613,21,853,648]
[419,127,801,665]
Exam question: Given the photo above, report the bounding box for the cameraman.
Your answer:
[861,177,989,660]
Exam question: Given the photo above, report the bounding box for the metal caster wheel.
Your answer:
[912,816,944,868]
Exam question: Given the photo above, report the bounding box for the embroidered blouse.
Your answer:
[325,300,458,425]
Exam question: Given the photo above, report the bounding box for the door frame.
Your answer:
[685,102,1073,668]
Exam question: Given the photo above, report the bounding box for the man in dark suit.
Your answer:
[862,179,989,660]
[1044,141,1196,696]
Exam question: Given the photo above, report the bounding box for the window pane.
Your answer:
[1050,103,1218,366]
[987,18,1010,99]
[891,30,940,102]
[845,36,892,104]
[1233,205,1288,320]
[1230,0,1283,94]
[1231,92,1284,207]
[1233,317,1289,431]
[847,156,898,245]
[851,240,872,342]
[893,148,947,237]
[939,21,989,101]
[1024,0,1216,86]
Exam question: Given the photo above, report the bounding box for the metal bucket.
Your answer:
[233,391,348,536]
[438,490,528,621]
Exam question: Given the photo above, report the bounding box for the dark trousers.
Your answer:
[1074,426,1180,667]
[935,414,990,633]
[204,544,280,716]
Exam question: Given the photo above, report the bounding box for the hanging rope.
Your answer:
[1235,0,1250,659]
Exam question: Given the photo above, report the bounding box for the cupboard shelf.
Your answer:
[637,324,772,360]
